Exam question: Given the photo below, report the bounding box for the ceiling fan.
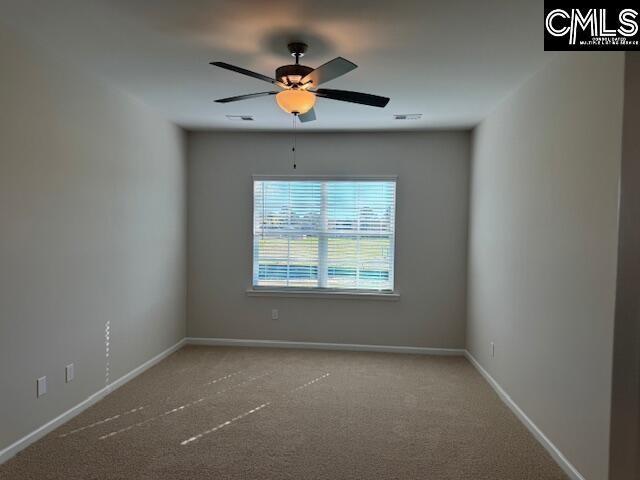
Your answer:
[211,43,390,122]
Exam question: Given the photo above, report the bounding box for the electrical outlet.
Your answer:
[37,376,47,397]
[491,342,495,358]
[271,309,279,320]
[66,364,74,383]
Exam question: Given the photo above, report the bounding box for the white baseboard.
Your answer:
[186,337,464,356]
[464,351,585,480]
[0,338,186,464]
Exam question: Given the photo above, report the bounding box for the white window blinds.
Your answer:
[253,178,396,291]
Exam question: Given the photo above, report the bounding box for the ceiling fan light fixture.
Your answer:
[211,44,390,123]
[276,89,316,115]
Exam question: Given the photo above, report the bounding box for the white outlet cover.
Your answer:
[271,309,279,320]
[66,364,74,383]
[37,376,47,397]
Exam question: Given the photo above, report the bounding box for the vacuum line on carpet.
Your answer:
[180,403,272,445]
[202,370,243,386]
[59,371,244,438]
[98,371,273,440]
[59,406,146,438]
[180,372,331,446]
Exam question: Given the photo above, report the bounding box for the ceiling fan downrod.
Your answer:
[288,42,308,65]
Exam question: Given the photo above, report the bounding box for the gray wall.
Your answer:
[467,53,625,480]
[609,52,640,480]
[187,131,470,348]
[0,27,187,451]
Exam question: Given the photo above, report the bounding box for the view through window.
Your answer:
[253,178,396,292]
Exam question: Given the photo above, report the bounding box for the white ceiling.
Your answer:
[0,0,551,131]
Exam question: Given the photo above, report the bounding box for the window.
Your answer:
[252,177,396,292]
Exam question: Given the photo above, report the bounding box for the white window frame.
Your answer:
[247,175,399,300]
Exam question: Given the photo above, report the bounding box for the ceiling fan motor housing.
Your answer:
[276,64,314,87]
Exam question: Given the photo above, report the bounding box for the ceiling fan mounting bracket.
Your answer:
[288,42,308,58]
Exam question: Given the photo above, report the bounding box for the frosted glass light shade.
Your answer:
[276,89,316,115]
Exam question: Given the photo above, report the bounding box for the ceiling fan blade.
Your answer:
[301,57,357,87]
[298,108,316,123]
[214,91,277,103]
[315,89,390,108]
[210,61,279,85]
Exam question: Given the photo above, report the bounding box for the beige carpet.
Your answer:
[0,346,567,479]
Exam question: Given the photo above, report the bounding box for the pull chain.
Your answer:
[292,114,297,169]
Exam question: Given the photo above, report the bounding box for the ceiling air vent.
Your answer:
[226,115,254,121]
[394,114,422,120]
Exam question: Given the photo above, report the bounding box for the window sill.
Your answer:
[245,288,400,301]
